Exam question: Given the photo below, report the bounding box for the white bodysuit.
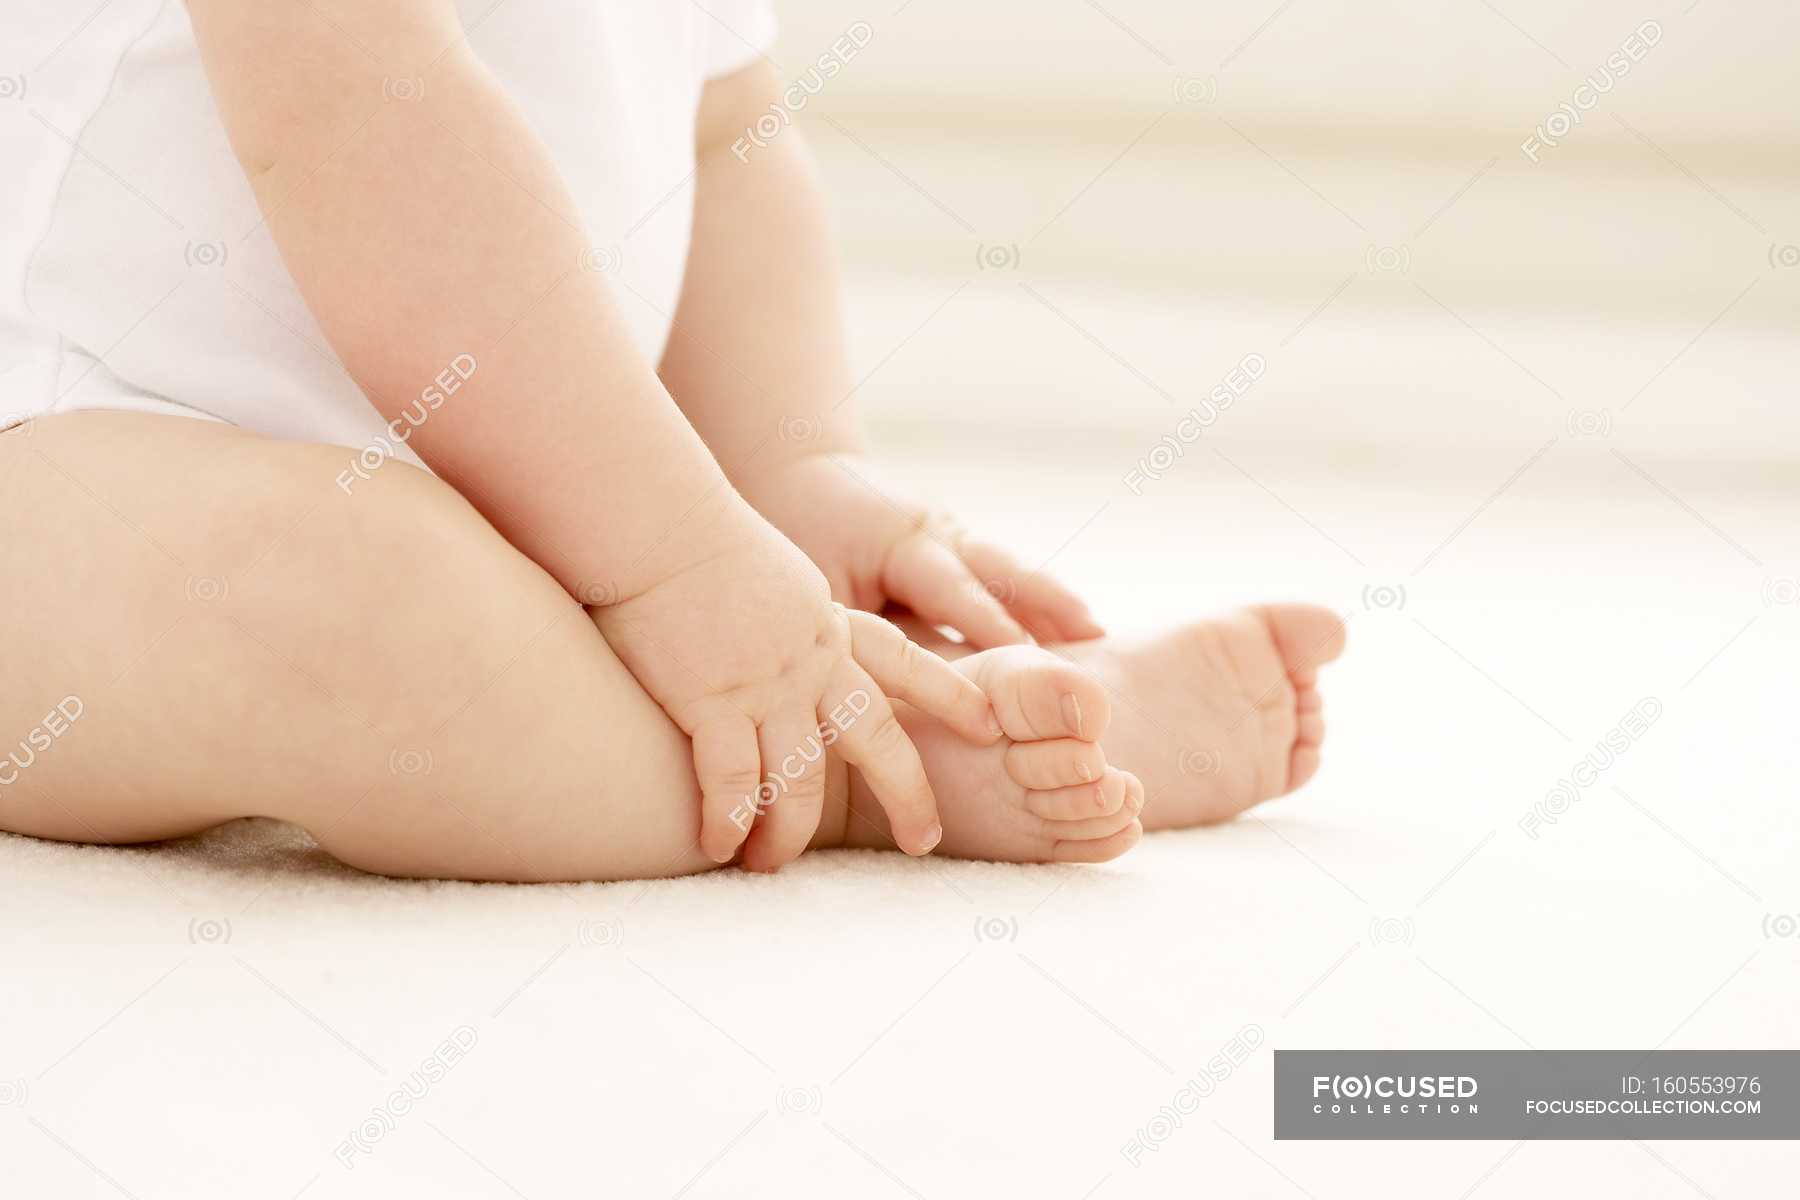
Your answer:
[0,0,774,464]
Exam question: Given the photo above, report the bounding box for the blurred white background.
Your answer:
[773,0,1798,465]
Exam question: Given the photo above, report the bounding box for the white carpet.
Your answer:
[4,440,1797,1198]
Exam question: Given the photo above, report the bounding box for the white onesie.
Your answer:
[0,0,775,464]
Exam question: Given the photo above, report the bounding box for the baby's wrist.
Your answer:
[596,487,767,604]
[733,441,861,498]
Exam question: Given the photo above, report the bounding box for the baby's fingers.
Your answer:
[883,532,1029,649]
[692,711,762,864]
[823,660,942,856]
[846,610,1000,746]
[740,707,828,873]
[958,540,1105,643]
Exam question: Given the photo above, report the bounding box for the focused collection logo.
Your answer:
[1311,1074,1480,1116]
[1278,1051,1792,1140]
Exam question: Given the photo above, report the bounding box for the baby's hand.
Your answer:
[739,454,1104,648]
[592,501,1000,871]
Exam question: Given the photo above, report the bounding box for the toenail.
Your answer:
[918,823,944,854]
[985,707,1004,739]
[1076,758,1093,783]
[1060,692,1084,737]
[1094,784,1108,810]
[1127,789,1144,815]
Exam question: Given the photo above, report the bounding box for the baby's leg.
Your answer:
[0,412,732,882]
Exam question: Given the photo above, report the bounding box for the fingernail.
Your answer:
[985,708,1004,739]
[918,823,943,854]
[1060,692,1083,737]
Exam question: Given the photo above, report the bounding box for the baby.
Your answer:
[0,0,1343,880]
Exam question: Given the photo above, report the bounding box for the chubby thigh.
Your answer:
[0,412,712,881]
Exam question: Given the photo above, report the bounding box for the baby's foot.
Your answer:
[842,645,1144,863]
[1058,604,1347,829]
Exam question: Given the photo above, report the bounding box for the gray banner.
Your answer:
[1275,1051,1800,1140]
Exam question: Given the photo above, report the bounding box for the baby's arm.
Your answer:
[189,1,721,601]
[187,1,1001,869]
[660,62,864,482]
[662,62,1105,646]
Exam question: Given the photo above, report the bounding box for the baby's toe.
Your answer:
[964,647,1110,742]
[1295,686,1324,746]
[1285,687,1325,793]
[1036,770,1143,841]
[1054,818,1143,863]
[1253,604,1347,687]
[1026,766,1132,819]
[1004,738,1107,790]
